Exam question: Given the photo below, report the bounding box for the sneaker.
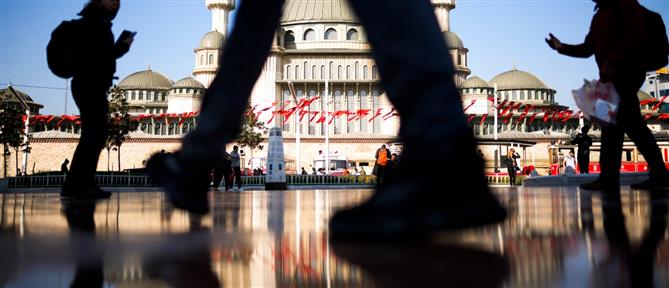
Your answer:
[579,179,617,191]
[61,186,112,201]
[146,152,210,215]
[329,168,507,241]
[630,178,669,190]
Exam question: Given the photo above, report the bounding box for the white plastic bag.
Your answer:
[572,79,620,125]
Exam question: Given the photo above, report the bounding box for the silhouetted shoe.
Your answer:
[630,178,669,190]
[146,152,210,215]
[579,179,617,191]
[61,186,112,201]
[329,173,507,241]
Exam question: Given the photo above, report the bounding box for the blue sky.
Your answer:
[1,0,668,115]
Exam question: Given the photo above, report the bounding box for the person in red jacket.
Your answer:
[546,0,669,191]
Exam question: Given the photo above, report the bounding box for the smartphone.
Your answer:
[119,30,137,41]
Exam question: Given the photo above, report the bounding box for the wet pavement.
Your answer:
[1,187,668,287]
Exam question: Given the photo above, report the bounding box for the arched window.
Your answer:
[334,89,342,134]
[312,65,316,80]
[295,65,300,79]
[200,55,204,65]
[372,89,381,133]
[282,89,291,132]
[303,29,315,41]
[359,89,368,132]
[329,62,334,79]
[304,61,309,79]
[363,65,368,79]
[320,65,325,79]
[284,31,296,48]
[338,65,342,79]
[286,65,292,80]
[372,66,378,80]
[325,28,337,40]
[347,29,359,40]
[346,65,351,79]
[208,54,214,64]
[347,89,356,133]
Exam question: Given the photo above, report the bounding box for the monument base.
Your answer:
[265,182,288,190]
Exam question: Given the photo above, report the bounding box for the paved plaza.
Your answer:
[1,187,668,287]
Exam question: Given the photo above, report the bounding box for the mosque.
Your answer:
[4,0,668,177]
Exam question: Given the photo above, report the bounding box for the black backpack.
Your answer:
[47,19,82,78]
[643,7,669,71]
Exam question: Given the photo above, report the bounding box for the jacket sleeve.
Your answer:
[558,33,594,58]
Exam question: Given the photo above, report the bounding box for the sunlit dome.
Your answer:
[173,77,205,89]
[489,68,551,90]
[198,31,225,50]
[460,76,491,89]
[443,31,464,49]
[118,69,174,90]
[281,0,358,24]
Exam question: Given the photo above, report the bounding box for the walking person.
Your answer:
[504,149,520,186]
[146,0,507,239]
[61,0,134,200]
[546,0,669,190]
[571,125,593,174]
[230,145,242,191]
[373,144,391,187]
[212,150,232,192]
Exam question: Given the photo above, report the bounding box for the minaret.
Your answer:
[193,1,235,87]
[206,0,235,36]
[432,0,456,32]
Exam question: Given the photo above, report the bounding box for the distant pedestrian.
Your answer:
[212,150,232,192]
[312,167,317,175]
[504,149,520,186]
[230,145,242,191]
[563,150,577,175]
[571,125,593,174]
[61,159,70,174]
[301,167,307,175]
[374,144,391,187]
[60,0,134,200]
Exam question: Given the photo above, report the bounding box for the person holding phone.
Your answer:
[61,0,134,200]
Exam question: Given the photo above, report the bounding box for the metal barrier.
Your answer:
[6,174,377,188]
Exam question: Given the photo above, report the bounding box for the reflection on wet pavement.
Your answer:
[1,187,668,287]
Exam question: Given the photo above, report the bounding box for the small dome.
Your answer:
[118,70,174,90]
[638,90,652,101]
[489,68,550,90]
[282,0,358,24]
[198,31,225,49]
[173,77,205,89]
[460,76,492,89]
[443,31,464,49]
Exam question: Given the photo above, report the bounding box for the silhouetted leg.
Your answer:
[212,169,223,190]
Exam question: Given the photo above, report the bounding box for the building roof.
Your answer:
[489,68,551,90]
[443,31,464,49]
[0,86,43,109]
[460,76,492,89]
[173,77,205,89]
[281,0,358,24]
[198,31,225,50]
[118,69,174,90]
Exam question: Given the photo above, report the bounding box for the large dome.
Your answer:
[443,31,464,49]
[118,70,174,90]
[460,76,491,89]
[489,68,550,90]
[198,31,225,50]
[281,0,358,24]
[173,77,205,89]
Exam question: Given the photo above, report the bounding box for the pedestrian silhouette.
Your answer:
[546,0,669,191]
[61,158,70,174]
[146,0,506,239]
[571,125,593,174]
[58,0,134,200]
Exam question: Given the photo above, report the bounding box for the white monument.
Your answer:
[265,127,287,190]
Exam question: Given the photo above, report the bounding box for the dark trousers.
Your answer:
[65,77,110,191]
[599,71,667,183]
[507,167,516,186]
[178,0,472,174]
[232,167,242,189]
[213,169,233,190]
[577,153,590,174]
